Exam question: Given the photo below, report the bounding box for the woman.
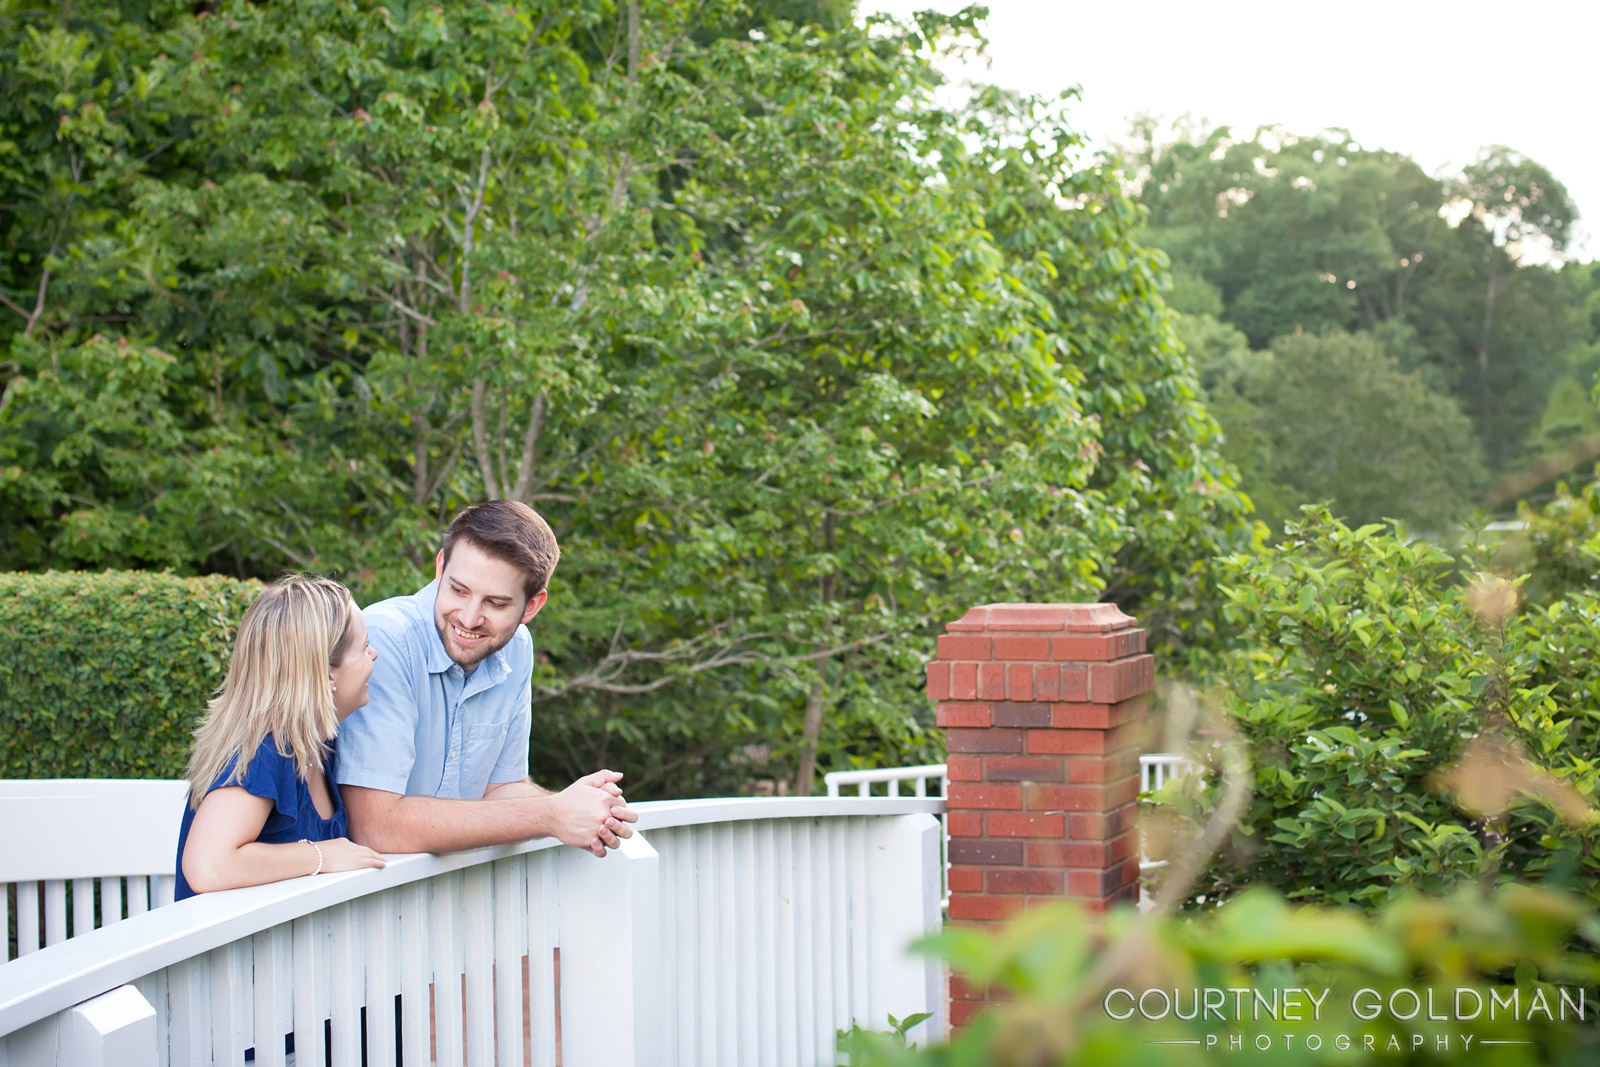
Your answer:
[175,575,386,899]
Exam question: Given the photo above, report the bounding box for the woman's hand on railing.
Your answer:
[317,837,388,874]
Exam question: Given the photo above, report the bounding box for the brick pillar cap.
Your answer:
[946,603,1136,634]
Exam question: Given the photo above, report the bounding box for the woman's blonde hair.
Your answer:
[185,575,357,809]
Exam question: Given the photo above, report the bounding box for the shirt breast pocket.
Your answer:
[462,721,509,787]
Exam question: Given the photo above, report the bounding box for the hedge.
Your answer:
[0,570,261,779]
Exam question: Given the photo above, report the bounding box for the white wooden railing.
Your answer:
[2,780,188,961]
[823,765,948,801]
[0,795,945,1067]
[1139,753,1200,794]
[823,755,1197,803]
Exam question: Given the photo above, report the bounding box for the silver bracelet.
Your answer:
[300,838,324,876]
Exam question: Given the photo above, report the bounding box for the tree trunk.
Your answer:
[411,414,430,506]
[510,394,548,502]
[793,675,827,797]
[471,377,503,499]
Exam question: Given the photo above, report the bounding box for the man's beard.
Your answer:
[436,618,510,670]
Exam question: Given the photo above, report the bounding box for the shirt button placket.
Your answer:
[449,700,461,793]
[446,666,463,794]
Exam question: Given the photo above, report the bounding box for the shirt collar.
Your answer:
[418,580,454,675]
[417,579,514,687]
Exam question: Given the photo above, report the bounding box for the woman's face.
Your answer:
[329,606,377,722]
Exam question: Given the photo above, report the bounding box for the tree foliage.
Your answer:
[1196,330,1484,533]
[1128,122,1590,513]
[0,1,1240,795]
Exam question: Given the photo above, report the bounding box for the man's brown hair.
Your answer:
[441,500,560,600]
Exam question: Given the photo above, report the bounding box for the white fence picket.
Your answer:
[733,822,758,1067]
[362,892,397,1067]
[524,858,558,1067]
[826,821,850,1056]
[100,877,123,928]
[792,820,819,1067]
[866,813,945,1040]
[754,822,780,1067]
[41,883,65,950]
[164,956,208,1067]
[462,865,495,1065]
[492,856,526,1067]
[126,877,151,918]
[715,823,738,1067]
[291,911,327,1067]
[208,943,248,1067]
[71,879,94,942]
[250,927,289,1067]
[431,872,463,1067]
[396,880,431,1067]
[329,903,362,1067]
[132,971,168,1062]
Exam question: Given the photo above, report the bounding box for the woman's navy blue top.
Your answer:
[174,734,347,901]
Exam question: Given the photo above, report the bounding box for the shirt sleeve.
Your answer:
[489,664,532,785]
[333,614,420,794]
[214,740,299,820]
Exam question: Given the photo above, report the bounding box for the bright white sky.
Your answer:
[859,0,1598,260]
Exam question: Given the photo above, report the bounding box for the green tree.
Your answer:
[1130,124,1440,347]
[1210,330,1484,533]
[1521,261,1600,472]
[1453,147,1579,468]
[1128,122,1586,480]
[0,1,1239,795]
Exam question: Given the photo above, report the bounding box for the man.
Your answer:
[337,499,634,856]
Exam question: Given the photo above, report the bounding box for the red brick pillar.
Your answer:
[926,603,1153,1025]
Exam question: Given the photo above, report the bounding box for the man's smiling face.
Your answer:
[433,540,545,671]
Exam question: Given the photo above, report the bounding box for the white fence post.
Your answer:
[557,834,662,1067]
[62,985,159,1067]
[864,813,945,1044]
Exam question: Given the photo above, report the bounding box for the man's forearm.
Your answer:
[344,786,565,853]
[483,778,553,800]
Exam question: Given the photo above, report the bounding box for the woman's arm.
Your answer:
[182,786,385,894]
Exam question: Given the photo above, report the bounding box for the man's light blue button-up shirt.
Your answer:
[335,580,533,799]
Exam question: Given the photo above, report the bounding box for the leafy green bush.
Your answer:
[841,886,1600,1066]
[0,570,260,778]
[1510,478,1600,608]
[1153,507,1600,909]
